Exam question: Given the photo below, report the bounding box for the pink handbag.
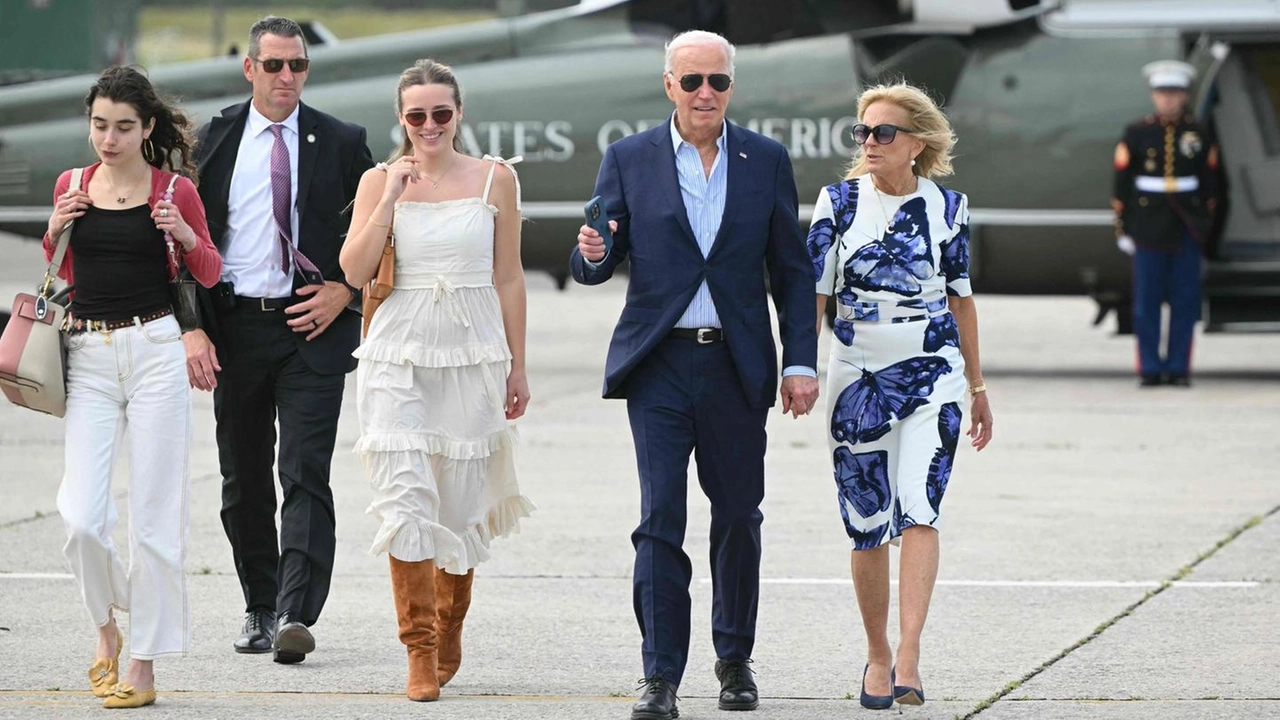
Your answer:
[0,167,82,417]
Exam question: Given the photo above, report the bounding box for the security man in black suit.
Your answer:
[183,16,374,663]
[1112,60,1221,388]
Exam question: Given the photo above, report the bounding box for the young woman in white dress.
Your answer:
[340,58,534,702]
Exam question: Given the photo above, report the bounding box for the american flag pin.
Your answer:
[739,152,747,159]
[307,134,316,144]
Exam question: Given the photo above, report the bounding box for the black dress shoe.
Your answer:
[273,613,315,664]
[1139,374,1164,388]
[1167,374,1192,387]
[631,677,679,720]
[233,609,275,654]
[715,659,758,711]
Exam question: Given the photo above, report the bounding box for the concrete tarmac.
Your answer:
[1,232,1278,719]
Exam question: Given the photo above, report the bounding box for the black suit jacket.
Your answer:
[193,100,374,375]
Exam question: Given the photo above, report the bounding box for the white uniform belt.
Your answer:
[1134,175,1199,193]
[837,297,950,323]
[397,270,493,289]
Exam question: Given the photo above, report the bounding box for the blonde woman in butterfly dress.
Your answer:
[806,83,994,710]
[340,59,534,703]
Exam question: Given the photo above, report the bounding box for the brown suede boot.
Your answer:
[435,567,474,687]
[389,557,440,701]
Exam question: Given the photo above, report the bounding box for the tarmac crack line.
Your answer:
[957,503,1280,720]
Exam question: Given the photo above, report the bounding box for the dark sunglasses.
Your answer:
[404,108,455,127]
[255,57,310,74]
[673,72,732,93]
[852,123,918,146]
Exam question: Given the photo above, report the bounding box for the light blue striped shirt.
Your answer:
[671,115,727,330]
[669,116,814,378]
[589,114,813,379]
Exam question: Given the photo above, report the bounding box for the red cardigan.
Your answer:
[43,162,222,288]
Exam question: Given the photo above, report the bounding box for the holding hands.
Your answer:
[780,375,820,419]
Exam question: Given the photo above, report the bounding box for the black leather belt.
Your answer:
[235,295,294,311]
[670,327,724,344]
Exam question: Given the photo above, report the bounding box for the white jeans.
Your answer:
[57,314,192,660]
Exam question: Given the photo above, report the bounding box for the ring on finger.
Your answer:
[160,208,169,218]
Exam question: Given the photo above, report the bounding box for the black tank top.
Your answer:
[69,204,171,320]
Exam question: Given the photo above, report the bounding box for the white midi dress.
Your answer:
[808,175,972,550]
[354,156,534,574]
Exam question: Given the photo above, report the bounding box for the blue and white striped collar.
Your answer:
[670,112,727,154]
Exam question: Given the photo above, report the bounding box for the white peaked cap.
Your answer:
[1142,60,1196,90]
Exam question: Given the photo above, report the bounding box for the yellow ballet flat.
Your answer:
[103,683,156,709]
[89,626,124,698]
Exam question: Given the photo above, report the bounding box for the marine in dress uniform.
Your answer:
[1112,60,1222,387]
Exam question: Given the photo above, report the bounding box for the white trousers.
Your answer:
[56,315,192,660]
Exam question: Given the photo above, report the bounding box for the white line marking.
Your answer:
[698,578,1259,589]
[0,573,73,580]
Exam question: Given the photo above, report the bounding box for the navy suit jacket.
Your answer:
[569,120,817,410]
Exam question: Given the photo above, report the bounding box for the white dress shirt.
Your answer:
[221,103,301,298]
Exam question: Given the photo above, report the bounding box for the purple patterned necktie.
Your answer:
[269,124,322,283]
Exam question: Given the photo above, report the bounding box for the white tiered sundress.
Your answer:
[354,156,534,574]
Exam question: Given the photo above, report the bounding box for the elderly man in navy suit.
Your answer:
[570,30,819,720]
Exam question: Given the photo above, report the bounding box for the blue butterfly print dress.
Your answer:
[807,175,972,550]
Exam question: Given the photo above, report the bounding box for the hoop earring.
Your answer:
[143,138,156,163]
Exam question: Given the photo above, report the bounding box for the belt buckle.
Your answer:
[260,298,274,312]
[696,328,716,345]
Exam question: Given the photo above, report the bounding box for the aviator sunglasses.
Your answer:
[255,57,310,73]
[852,123,916,145]
[672,72,733,93]
[403,108,455,127]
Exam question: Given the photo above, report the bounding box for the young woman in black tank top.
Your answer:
[41,66,219,710]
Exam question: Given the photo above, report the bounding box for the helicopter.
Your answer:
[1,0,1278,333]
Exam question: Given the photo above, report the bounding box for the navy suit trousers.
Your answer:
[625,337,769,685]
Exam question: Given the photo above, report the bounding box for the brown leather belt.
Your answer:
[65,307,173,334]
[669,327,724,344]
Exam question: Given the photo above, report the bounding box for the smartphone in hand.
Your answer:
[584,195,614,256]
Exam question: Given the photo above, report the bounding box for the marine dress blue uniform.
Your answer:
[1113,60,1221,385]
[808,175,971,549]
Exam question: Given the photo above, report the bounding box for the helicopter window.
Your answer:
[625,0,825,45]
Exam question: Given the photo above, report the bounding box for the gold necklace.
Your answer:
[421,160,455,190]
[869,175,918,234]
[103,168,149,204]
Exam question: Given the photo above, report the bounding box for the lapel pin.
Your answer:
[739,152,747,159]
[307,133,316,144]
